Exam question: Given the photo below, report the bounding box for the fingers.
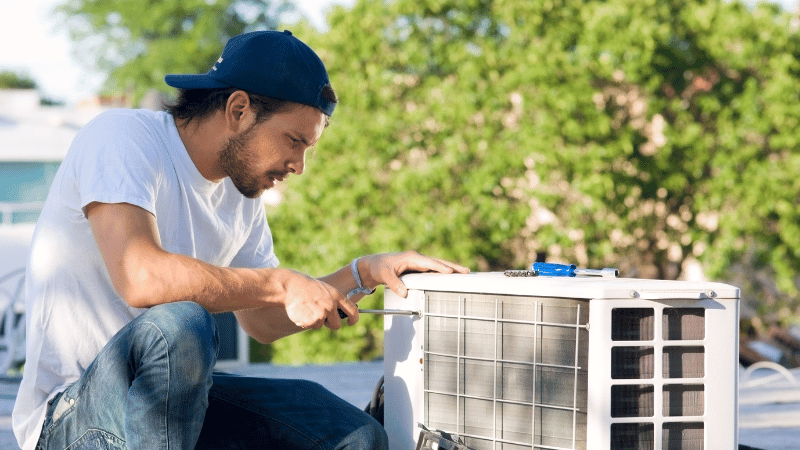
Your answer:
[434,256,471,274]
[315,280,361,331]
[285,273,350,331]
[335,297,360,327]
[371,251,470,299]
[390,251,470,278]
[293,308,326,330]
[323,307,342,330]
[383,269,408,298]
[409,254,470,275]
[321,282,349,330]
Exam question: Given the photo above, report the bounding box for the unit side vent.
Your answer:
[610,306,706,450]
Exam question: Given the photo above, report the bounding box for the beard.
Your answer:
[218,126,286,199]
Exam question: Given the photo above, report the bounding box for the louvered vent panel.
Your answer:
[610,307,706,450]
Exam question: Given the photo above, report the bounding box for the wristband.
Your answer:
[346,257,376,299]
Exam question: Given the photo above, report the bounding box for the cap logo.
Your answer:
[212,57,223,71]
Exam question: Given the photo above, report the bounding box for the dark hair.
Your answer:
[167,84,338,126]
[321,83,338,105]
[167,87,290,125]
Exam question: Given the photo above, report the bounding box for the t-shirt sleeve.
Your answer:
[229,207,280,269]
[69,112,164,217]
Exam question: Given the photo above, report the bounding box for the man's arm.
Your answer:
[235,251,470,343]
[86,201,356,333]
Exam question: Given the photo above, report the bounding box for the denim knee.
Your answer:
[137,301,219,377]
[292,380,389,450]
[351,420,389,450]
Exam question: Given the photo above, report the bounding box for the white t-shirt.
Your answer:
[12,109,279,450]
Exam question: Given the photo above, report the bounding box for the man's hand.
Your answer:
[358,251,470,298]
[281,269,358,330]
[238,252,467,343]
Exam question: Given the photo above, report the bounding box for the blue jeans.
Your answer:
[36,301,388,450]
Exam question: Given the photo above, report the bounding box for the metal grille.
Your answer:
[423,292,589,450]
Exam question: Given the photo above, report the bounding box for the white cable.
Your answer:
[741,361,800,388]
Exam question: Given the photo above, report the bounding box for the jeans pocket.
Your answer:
[65,429,125,450]
[50,393,74,424]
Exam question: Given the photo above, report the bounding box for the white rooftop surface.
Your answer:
[0,361,797,449]
[738,364,800,450]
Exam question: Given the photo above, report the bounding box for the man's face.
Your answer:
[219,104,326,199]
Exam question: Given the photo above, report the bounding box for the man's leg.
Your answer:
[37,301,219,450]
[195,373,388,450]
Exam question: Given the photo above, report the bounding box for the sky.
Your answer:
[1,0,797,105]
[0,0,353,105]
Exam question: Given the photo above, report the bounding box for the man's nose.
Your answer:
[287,151,306,175]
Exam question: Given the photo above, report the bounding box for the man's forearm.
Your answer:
[122,248,287,313]
[87,201,288,313]
[87,201,348,340]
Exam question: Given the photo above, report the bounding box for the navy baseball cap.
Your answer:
[165,30,336,116]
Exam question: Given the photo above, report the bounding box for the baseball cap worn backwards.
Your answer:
[165,30,335,116]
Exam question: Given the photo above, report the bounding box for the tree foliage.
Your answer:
[0,71,37,89]
[267,0,800,363]
[56,0,294,103]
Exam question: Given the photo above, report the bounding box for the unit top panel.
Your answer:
[399,272,739,301]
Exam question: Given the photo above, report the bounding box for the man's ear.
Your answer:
[225,90,255,133]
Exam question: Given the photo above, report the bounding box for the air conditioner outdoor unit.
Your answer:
[383,272,739,450]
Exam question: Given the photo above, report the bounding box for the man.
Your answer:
[13,30,468,450]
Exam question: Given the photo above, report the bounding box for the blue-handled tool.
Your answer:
[532,262,577,276]
[531,262,619,278]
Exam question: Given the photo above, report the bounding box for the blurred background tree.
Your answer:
[271,0,800,363]
[56,0,294,104]
[0,71,37,89]
[57,0,800,363]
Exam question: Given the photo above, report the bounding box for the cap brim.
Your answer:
[164,74,230,90]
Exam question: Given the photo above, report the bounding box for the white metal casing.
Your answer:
[384,272,739,450]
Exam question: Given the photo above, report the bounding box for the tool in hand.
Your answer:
[338,309,421,319]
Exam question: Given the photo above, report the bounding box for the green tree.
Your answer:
[0,71,37,89]
[56,0,294,103]
[268,0,800,363]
